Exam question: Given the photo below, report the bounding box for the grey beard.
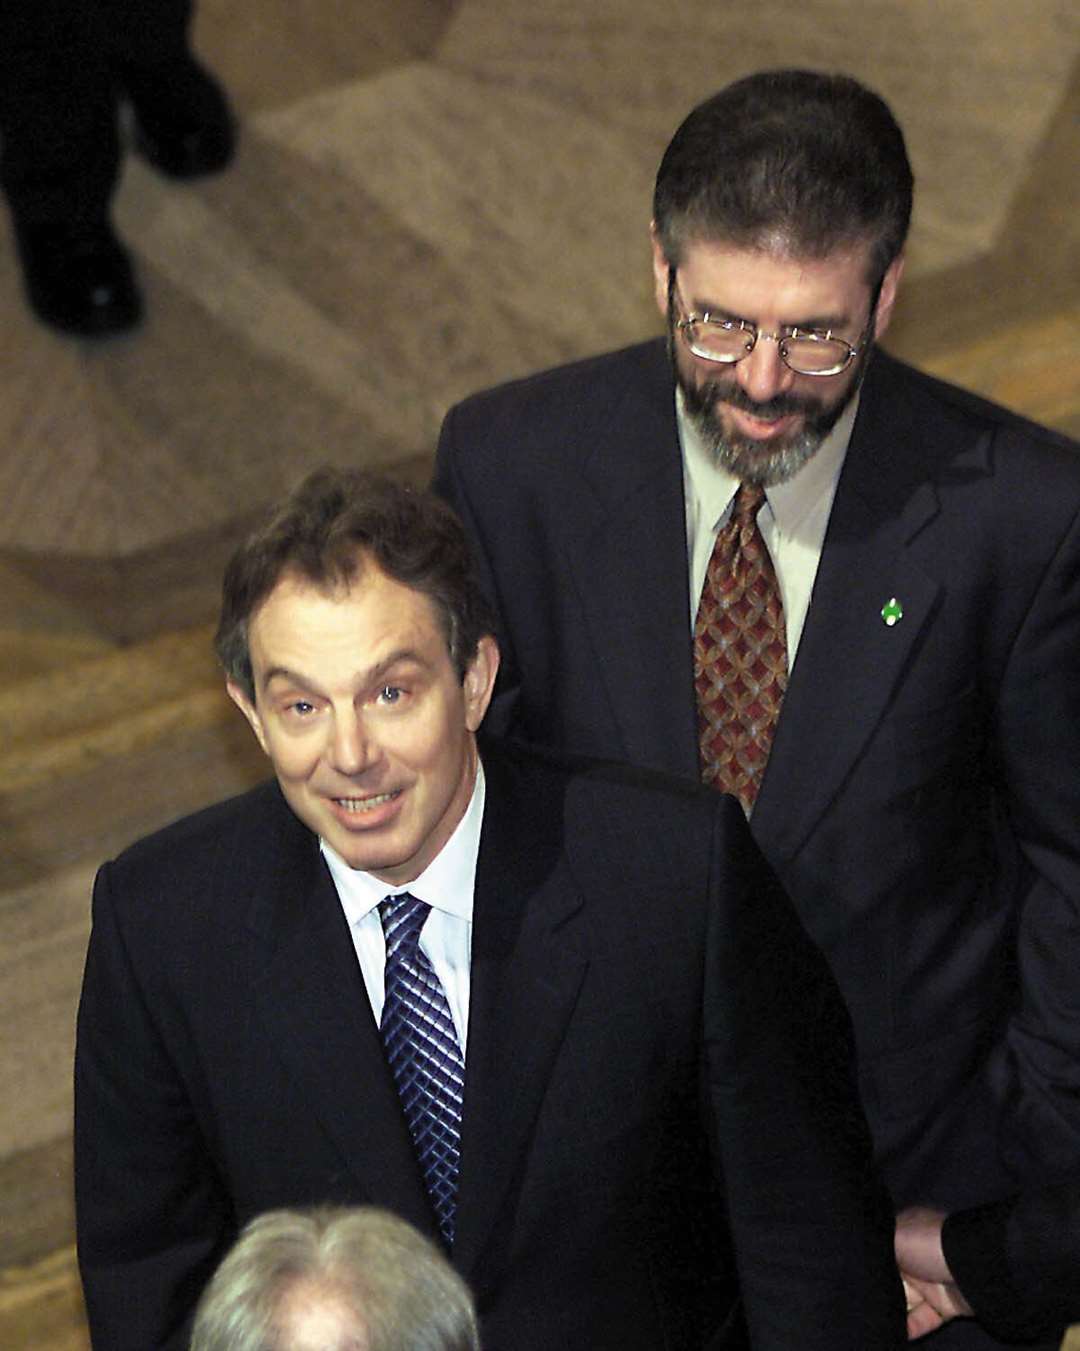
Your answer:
[678,353,868,487]
[669,315,873,488]
[693,414,822,487]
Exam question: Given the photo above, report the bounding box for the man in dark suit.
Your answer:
[74,468,904,1349]
[434,71,1080,1350]
[896,1184,1080,1345]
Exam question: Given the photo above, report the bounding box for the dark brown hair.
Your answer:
[215,467,496,703]
[653,69,913,285]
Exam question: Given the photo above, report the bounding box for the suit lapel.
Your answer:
[751,354,975,863]
[574,341,700,777]
[452,744,589,1280]
[242,797,437,1237]
[236,759,593,1272]
[564,347,980,870]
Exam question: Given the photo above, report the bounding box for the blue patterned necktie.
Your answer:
[378,892,465,1247]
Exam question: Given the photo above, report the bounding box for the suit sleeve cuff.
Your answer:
[942,1197,1056,1343]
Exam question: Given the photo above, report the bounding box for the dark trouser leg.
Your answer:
[0,0,120,225]
[100,0,194,67]
[0,0,198,223]
[0,0,218,334]
[106,0,235,182]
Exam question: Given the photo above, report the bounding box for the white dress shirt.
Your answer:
[321,762,485,1055]
[679,390,860,669]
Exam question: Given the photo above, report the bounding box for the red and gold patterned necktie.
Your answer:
[694,483,788,813]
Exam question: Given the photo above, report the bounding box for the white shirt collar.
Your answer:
[320,760,486,926]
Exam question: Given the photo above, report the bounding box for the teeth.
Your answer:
[335,792,397,813]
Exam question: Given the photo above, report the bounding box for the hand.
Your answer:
[895,1207,973,1340]
[901,1273,972,1339]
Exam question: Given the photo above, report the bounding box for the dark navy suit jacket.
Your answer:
[75,737,903,1349]
[945,1174,1080,1342]
[435,342,1080,1351]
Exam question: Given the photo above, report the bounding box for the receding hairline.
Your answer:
[657,221,891,286]
[240,561,469,697]
[215,467,498,705]
[651,69,914,286]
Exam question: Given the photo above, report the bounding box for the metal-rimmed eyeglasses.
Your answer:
[669,267,871,378]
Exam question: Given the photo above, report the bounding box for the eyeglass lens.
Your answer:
[682,322,854,375]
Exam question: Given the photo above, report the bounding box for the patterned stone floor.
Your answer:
[1,1,1077,1345]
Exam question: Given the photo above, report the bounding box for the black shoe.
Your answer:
[120,54,236,180]
[14,219,143,338]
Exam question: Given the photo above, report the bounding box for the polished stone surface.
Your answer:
[1,1,1077,1345]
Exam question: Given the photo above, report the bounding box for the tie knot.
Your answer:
[732,482,766,524]
[378,892,430,954]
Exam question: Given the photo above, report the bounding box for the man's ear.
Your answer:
[226,680,270,756]
[463,635,500,733]
[650,223,672,318]
[872,253,905,341]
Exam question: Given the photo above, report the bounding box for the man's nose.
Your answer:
[734,332,795,405]
[328,710,377,775]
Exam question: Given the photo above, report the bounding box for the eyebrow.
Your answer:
[690,299,852,332]
[786,312,851,332]
[259,650,428,695]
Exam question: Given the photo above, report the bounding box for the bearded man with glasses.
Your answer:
[435,69,1080,1351]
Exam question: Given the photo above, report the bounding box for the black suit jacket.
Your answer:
[944,1175,1080,1342]
[75,737,903,1350]
[435,342,1080,1350]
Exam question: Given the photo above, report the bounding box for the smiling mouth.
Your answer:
[333,790,402,813]
[728,406,798,437]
